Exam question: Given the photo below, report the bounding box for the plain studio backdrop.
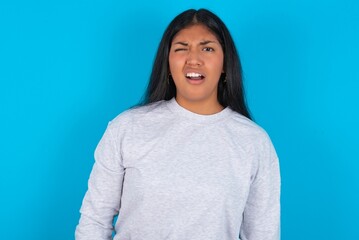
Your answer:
[0,0,358,239]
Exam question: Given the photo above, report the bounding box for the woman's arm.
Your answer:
[75,124,125,240]
[240,135,281,240]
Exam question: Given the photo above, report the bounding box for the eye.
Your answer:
[174,48,188,52]
[202,47,214,52]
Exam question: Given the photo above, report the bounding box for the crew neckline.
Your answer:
[166,98,231,124]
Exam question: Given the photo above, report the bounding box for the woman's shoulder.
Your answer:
[226,111,277,157]
[108,100,169,128]
[227,110,271,140]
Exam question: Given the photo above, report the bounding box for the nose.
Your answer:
[186,49,203,66]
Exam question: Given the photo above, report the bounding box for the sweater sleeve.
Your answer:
[239,134,281,240]
[75,123,125,240]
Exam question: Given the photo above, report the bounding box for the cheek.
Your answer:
[169,55,183,73]
[214,56,224,74]
[208,59,224,76]
[168,53,175,71]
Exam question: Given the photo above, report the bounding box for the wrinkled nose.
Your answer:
[186,50,203,66]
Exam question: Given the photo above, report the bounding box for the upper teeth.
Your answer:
[186,73,202,77]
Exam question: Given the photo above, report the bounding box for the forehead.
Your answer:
[172,24,219,42]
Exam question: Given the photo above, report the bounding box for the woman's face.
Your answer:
[169,24,224,114]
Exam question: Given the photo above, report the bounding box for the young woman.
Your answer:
[76,8,280,240]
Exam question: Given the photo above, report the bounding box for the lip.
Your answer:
[184,70,206,78]
[183,69,206,85]
[186,78,205,85]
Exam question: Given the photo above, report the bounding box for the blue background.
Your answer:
[1,0,358,239]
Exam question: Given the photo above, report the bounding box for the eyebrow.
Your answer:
[173,41,188,46]
[172,40,218,46]
[199,40,217,45]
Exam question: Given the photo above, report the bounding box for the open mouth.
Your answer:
[185,72,205,80]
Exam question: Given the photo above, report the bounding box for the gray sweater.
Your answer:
[75,98,280,240]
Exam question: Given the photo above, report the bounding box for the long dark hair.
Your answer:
[141,8,251,119]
